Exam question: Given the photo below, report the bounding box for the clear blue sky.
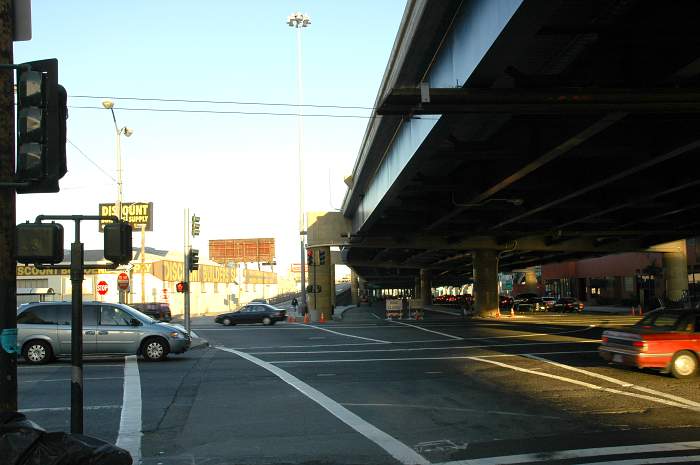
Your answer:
[14,0,406,269]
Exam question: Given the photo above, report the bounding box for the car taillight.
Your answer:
[632,340,648,351]
[602,336,608,343]
[579,303,584,309]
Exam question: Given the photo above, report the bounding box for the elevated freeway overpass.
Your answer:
[308,0,700,318]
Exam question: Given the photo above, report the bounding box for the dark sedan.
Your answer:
[514,296,545,312]
[215,304,286,326]
[552,297,585,313]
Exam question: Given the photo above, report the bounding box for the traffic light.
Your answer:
[191,215,200,237]
[189,248,199,271]
[15,59,68,194]
[306,249,313,266]
[15,222,64,264]
[103,221,133,265]
[319,249,326,265]
[176,282,187,293]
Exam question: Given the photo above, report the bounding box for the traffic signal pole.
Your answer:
[0,0,17,412]
[183,208,190,335]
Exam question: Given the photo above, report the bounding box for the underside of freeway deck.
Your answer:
[341,0,700,289]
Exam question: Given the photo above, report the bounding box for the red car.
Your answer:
[599,308,700,378]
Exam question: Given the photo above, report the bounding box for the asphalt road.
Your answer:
[17,302,700,465]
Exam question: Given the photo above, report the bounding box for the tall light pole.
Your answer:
[102,99,133,304]
[101,99,133,221]
[287,12,311,314]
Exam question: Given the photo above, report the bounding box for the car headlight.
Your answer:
[169,331,184,339]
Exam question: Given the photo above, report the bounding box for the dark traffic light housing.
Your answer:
[176,282,187,293]
[319,249,326,265]
[189,248,199,271]
[15,59,68,194]
[15,222,64,264]
[104,221,133,265]
[307,249,314,266]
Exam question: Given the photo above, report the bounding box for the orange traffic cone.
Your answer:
[510,307,515,318]
[638,305,643,316]
[319,312,326,324]
[631,307,636,316]
[303,313,310,324]
[287,315,295,323]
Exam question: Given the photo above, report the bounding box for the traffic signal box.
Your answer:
[307,249,314,266]
[15,59,68,194]
[103,222,133,265]
[189,249,199,271]
[15,222,64,264]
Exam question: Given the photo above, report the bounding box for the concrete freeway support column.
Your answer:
[414,277,421,300]
[420,269,431,308]
[351,270,360,306]
[524,267,538,294]
[473,250,500,318]
[663,240,688,303]
[308,246,332,321]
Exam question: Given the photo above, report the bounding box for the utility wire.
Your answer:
[66,138,117,183]
[70,94,375,111]
[68,105,376,119]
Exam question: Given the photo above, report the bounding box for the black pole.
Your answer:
[0,0,17,413]
[70,224,84,434]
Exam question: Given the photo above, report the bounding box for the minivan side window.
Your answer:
[84,306,99,326]
[99,306,132,326]
[18,305,57,324]
[56,306,71,325]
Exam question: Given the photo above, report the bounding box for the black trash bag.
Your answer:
[0,411,46,465]
[0,412,132,465]
[22,432,133,465]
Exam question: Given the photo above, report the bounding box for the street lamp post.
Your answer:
[101,99,133,221]
[287,12,311,316]
[102,100,133,304]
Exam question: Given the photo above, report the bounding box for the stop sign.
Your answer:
[117,272,130,290]
[97,280,109,295]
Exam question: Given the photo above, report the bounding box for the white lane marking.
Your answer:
[577,455,700,465]
[468,356,700,413]
[317,373,336,377]
[299,324,390,344]
[525,354,700,408]
[216,346,429,465]
[425,372,443,375]
[195,327,311,331]
[250,340,599,355]
[370,313,381,320]
[342,403,560,419]
[269,350,598,364]
[20,405,120,413]
[19,363,124,369]
[116,355,142,463]
[434,441,700,465]
[21,377,123,383]
[390,320,463,340]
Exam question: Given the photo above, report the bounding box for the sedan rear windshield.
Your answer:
[636,311,685,330]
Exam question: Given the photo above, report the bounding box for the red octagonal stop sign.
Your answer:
[117,272,129,290]
[97,280,108,295]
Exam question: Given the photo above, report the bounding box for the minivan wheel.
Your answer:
[141,337,169,362]
[23,340,52,365]
[670,351,698,379]
[262,317,272,326]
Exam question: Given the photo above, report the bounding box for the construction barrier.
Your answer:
[386,299,402,319]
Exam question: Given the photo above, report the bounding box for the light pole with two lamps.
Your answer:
[287,12,311,316]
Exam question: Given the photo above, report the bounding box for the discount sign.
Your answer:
[97,280,109,296]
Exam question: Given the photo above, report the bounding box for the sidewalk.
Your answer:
[583,305,643,315]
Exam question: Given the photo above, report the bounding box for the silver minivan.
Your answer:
[17,301,190,364]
